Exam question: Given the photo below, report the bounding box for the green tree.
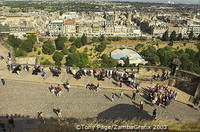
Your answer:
[69,36,76,42]
[101,54,118,68]
[6,35,22,48]
[177,33,183,41]
[69,45,77,53]
[66,52,89,68]
[170,31,176,41]
[52,51,64,63]
[188,31,194,40]
[55,35,67,50]
[27,34,37,45]
[141,46,159,65]
[161,30,169,41]
[73,38,82,48]
[41,59,53,66]
[95,42,106,52]
[55,61,62,67]
[99,34,105,42]
[42,41,55,55]
[80,34,87,46]
[157,46,176,66]
[20,39,34,52]
[140,21,153,34]
[62,47,69,55]
[135,44,145,51]
[14,48,27,57]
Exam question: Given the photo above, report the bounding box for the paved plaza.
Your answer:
[0,79,200,121]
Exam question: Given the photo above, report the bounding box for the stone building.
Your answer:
[187,25,200,36]
[48,20,65,36]
[64,19,76,37]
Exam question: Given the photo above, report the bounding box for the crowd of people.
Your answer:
[86,83,101,91]
[66,66,138,89]
[149,84,177,106]
[152,71,170,81]
[49,84,64,96]
[0,115,15,132]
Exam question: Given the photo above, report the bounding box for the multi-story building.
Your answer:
[48,20,65,36]
[152,26,168,37]
[168,26,188,36]
[187,25,200,36]
[64,19,76,36]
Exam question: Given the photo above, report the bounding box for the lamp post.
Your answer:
[168,56,182,87]
[171,56,182,76]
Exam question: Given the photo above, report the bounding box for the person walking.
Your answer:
[37,112,45,124]
[132,91,136,101]
[57,108,62,119]
[197,100,200,110]
[111,93,114,102]
[152,108,157,120]
[41,70,46,79]
[6,115,15,131]
[139,101,144,111]
[1,77,5,86]
[120,91,124,98]
[9,116,15,128]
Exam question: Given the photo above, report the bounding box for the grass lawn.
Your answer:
[24,39,199,66]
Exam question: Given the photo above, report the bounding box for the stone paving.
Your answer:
[0,44,200,131]
[0,79,200,121]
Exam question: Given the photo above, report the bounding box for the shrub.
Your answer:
[55,61,62,67]
[55,35,67,50]
[52,51,64,62]
[14,49,27,57]
[42,41,55,55]
[65,52,89,67]
[135,44,145,51]
[69,36,76,42]
[37,51,41,55]
[101,54,118,68]
[41,59,53,66]
[62,47,69,55]
[69,45,77,53]
[34,47,37,52]
[95,43,106,52]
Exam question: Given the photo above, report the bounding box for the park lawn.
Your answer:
[111,39,199,51]
[156,41,199,51]
[111,40,150,45]
[24,39,199,67]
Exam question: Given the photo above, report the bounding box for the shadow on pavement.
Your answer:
[97,104,153,121]
[104,94,112,102]
[124,93,132,99]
